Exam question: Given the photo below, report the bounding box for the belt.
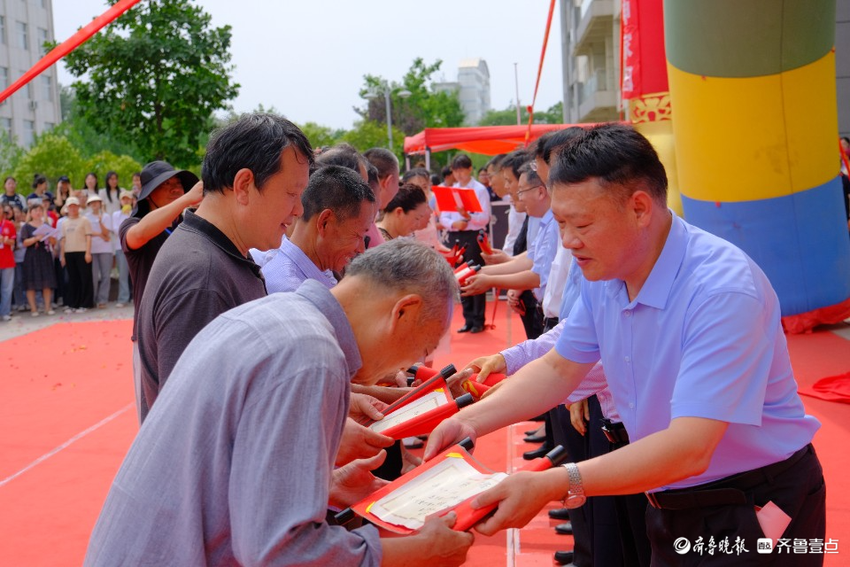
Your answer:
[646,444,812,510]
[600,418,630,445]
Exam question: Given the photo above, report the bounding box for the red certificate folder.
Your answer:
[387,364,456,414]
[336,439,566,534]
[370,392,474,440]
[432,185,483,213]
[477,230,493,255]
[459,372,507,401]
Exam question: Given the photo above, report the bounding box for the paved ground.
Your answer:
[0,303,133,342]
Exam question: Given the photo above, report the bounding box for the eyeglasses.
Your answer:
[516,184,543,197]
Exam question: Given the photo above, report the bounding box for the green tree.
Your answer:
[357,58,465,138]
[478,101,565,126]
[83,151,143,190]
[0,135,23,180]
[12,133,86,188]
[55,85,145,163]
[298,122,345,150]
[341,120,405,155]
[61,0,239,168]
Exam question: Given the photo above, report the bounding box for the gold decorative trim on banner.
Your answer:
[630,92,672,124]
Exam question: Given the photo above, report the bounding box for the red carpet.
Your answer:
[0,321,136,567]
[0,309,847,565]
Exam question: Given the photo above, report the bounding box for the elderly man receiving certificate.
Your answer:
[85,240,473,567]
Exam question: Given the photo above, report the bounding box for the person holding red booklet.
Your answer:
[85,240,472,567]
[439,154,491,333]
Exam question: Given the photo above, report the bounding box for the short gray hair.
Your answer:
[346,239,456,324]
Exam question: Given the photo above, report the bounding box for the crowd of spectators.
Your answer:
[0,172,140,319]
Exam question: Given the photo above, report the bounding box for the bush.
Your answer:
[83,151,143,190]
[12,134,85,190]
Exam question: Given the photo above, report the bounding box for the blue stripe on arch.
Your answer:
[681,176,850,316]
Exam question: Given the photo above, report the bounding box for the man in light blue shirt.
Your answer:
[427,123,824,565]
[261,165,376,293]
[461,164,560,321]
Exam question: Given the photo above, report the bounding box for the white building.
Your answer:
[558,0,620,124]
[434,58,491,125]
[0,0,61,147]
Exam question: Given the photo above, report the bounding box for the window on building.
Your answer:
[0,16,6,45]
[23,120,35,146]
[0,67,8,90]
[0,118,11,141]
[42,75,53,101]
[21,71,33,99]
[37,28,48,56]
[44,121,54,131]
[16,22,28,50]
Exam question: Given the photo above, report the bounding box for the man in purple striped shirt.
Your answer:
[261,165,377,293]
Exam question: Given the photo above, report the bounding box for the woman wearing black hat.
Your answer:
[118,160,202,422]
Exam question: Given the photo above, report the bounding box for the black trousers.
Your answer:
[518,290,544,340]
[64,252,93,309]
[446,230,486,327]
[646,444,825,566]
[553,397,652,567]
[552,402,592,566]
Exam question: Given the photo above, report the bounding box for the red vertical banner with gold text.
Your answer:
[620,0,680,213]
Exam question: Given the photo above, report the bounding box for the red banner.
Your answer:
[0,0,143,104]
[621,0,668,100]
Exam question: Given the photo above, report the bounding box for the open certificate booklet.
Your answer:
[32,223,60,240]
[359,448,507,532]
[368,388,452,434]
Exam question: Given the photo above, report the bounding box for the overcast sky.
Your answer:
[52,0,565,130]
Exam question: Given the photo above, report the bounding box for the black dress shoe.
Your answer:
[548,507,571,520]
[555,521,573,535]
[457,324,472,333]
[523,433,546,443]
[522,445,553,460]
[469,325,484,333]
[554,550,574,565]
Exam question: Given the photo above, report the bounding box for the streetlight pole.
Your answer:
[514,62,521,126]
[384,89,394,151]
[363,83,411,152]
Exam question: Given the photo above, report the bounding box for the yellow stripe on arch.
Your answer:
[670,51,838,203]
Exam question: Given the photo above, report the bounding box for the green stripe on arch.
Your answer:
[664,0,835,77]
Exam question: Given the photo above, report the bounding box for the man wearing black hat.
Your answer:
[119,160,203,423]
[135,113,313,423]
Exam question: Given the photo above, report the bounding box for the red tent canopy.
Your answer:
[403,124,589,156]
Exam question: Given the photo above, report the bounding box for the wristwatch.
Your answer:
[562,462,586,508]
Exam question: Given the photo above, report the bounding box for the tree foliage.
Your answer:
[61,0,239,167]
[341,120,406,155]
[9,133,141,189]
[478,101,565,127]
[12,133,84,187]
[83,151,143,189]
[0,135,24,180]
[55,85,144,163]
[356,58,465,137]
